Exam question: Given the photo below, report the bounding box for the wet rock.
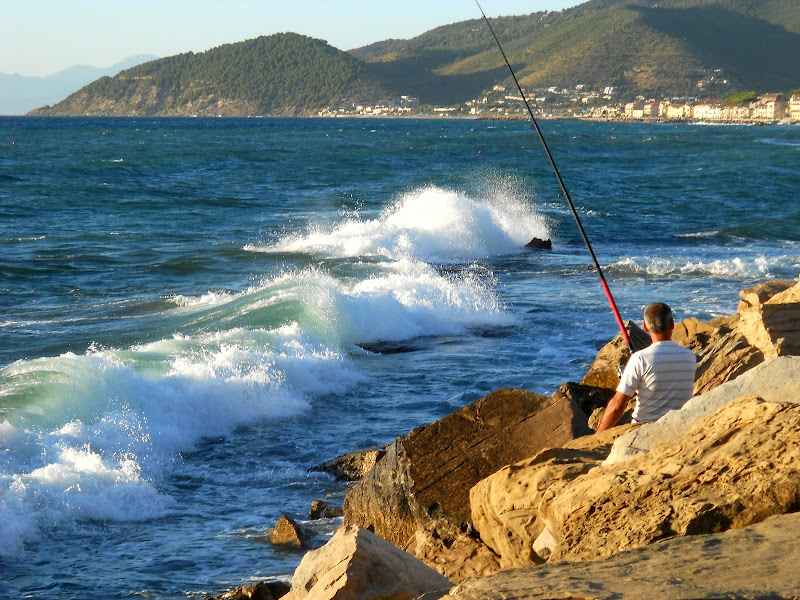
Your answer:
[309,448,386,481]
[343,388,591,548]
[289,526,451,600]
[269,514,315,550]
[550,381,614,423]
[308,499,343,520]
[524,237,552,250]
[206,581,291,600]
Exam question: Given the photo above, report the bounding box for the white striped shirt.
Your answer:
[617,340,697,422]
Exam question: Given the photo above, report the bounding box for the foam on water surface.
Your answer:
[247,184,550,262]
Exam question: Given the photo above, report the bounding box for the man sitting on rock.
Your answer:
[597,302,697,431]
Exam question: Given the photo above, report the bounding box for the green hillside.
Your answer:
[31,0,800,116]
[354,0,800,101]
[32,33,393,116]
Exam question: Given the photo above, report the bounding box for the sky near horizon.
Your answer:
[1,0,580,78]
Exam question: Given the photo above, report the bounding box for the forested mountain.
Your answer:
[31,0,800,116]
[32,34,392,116]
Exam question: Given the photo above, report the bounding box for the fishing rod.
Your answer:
[474,0,632,350]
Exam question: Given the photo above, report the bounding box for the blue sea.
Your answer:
[1,116,799,599]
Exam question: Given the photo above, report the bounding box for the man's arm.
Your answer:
[596,391,631,432]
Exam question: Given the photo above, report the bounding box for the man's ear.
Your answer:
[642,320,649,333]
[669,318,675,330]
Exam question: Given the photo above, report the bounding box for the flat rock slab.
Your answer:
[447,511,800,600]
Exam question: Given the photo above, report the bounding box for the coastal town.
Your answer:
[319,86,800,124]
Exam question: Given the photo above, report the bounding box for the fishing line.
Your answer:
[474,0,632,350]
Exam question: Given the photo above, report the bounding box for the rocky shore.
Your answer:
[210,277,800,600]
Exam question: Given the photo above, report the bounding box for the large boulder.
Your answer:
[737,278,800,358]
[469,425,637,568]
[289,526,451,600]
[541,395,800,563]
[606,355,800,464]
[447,512,800,600]
[343,388,591,548]
[689,323,764,395]
[580,321,649,389]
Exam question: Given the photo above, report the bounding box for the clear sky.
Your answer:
[1,0,580,78]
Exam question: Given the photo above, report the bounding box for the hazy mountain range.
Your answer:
[0,55,157,115]
[20,0,800,117]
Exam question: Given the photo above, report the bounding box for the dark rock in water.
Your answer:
[309,499,344,520]
[343,388,591,548]
[269,514,315,550]
[525,237,552,250]
[309,447,386,481]
[205,580,291,600]
[358,341,419,354]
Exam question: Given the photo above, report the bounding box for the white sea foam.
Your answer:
[0,326,352,558]
[609,255,774,279]
[246,184,550,262]
[0,250,512,558]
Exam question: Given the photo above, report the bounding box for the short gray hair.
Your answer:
[644,302,673,333]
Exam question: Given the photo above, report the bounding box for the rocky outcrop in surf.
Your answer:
[209,276,800,600]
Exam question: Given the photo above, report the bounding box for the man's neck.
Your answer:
[650,333,672,343]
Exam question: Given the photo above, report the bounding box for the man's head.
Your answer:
[643,302,674,336]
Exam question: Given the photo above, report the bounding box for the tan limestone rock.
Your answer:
[671,316,714,343]
[691,328,764,395]
[403,519,502,584]
[469,425,637,568]
[542,395,800,563]
[447,512,800,600]
[270,515,315,550]
[580,321,648,389]
[343,388,591,548]
[737,278,800,358]
[290,526,451,600]
[737,279,795,310]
